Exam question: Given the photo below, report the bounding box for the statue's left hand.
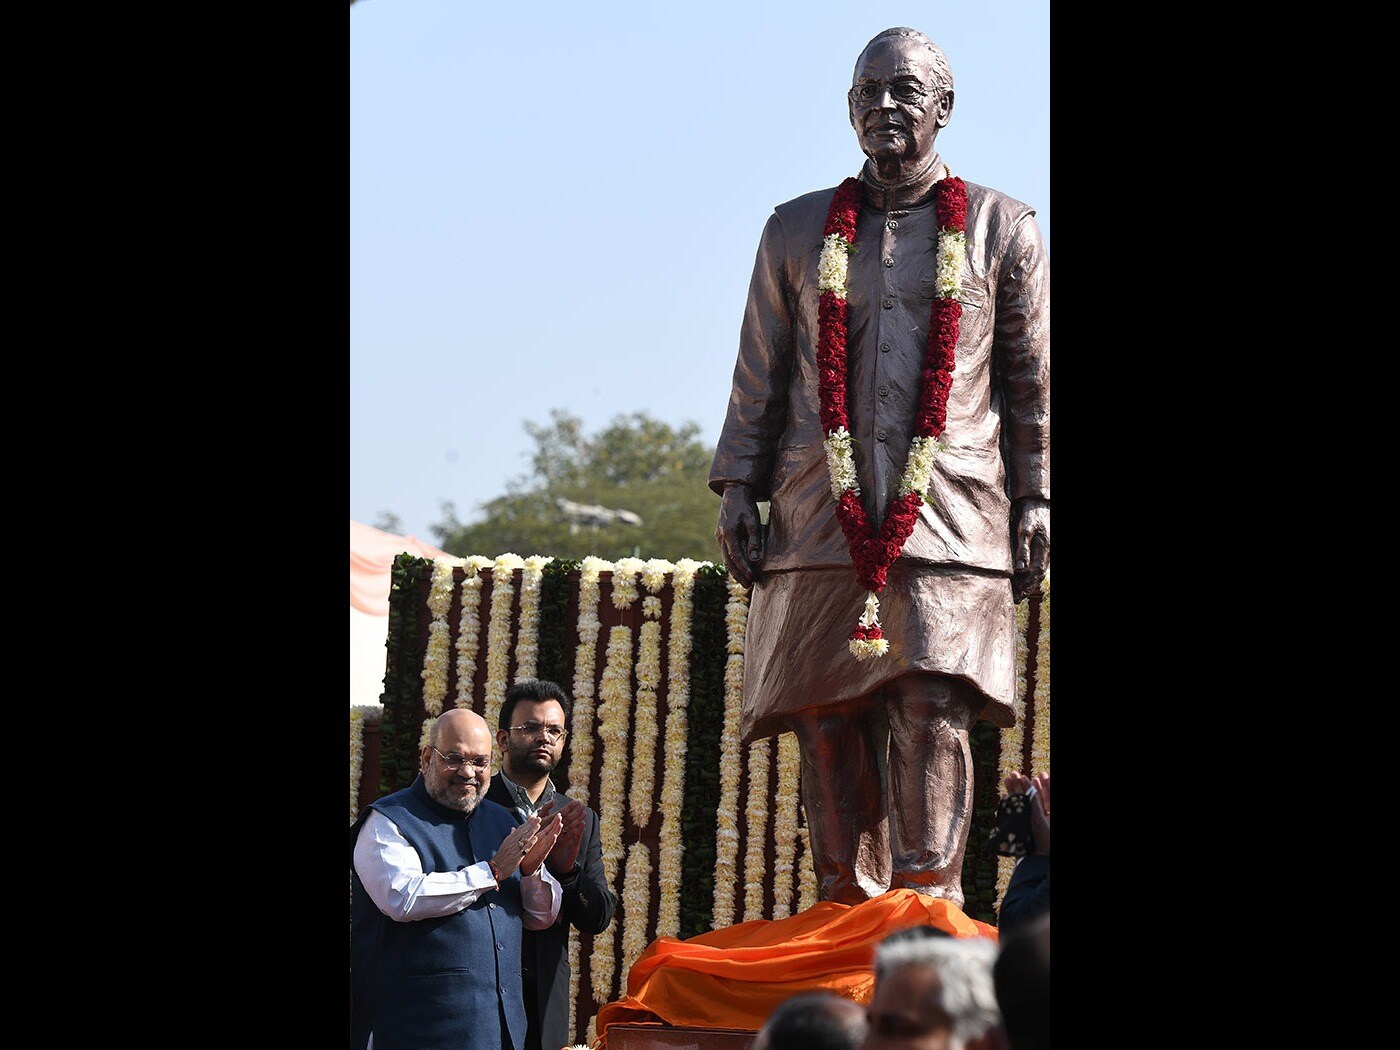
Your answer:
[1011,497,1050,602]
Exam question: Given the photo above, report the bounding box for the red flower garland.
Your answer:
[817,174,967,601]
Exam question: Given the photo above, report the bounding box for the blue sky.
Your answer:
[350,0,1049,545]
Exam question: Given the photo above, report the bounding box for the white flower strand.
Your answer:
[771,733,802,918]
[619,842,654,988]
[711,574,749,928]
[935,229,967,299]
[570,557,611,808]
[996,597,1032,907]
[350,707,367,822]
[611,556,646,609]
[797,809,819,912]
[483,553,525,741]
[512,555,553,682]
[1030,574,1050,778]
[817,231,851,294]
[823,427,860,499]
[742,737,770,922]
[629,560,670,827]
[452,556,494,708]
[657,557,702,937]
[589,622,634,1003]
[421,557,462,716]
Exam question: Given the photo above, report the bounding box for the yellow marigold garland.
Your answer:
[570,557,610,806]
[656,557,701,937]
[483,553,525,738]
[771,732,802,918]
[421,556,463,716]
[513,555,553,682]
[742,737,770,921]
[711,574,749,928]
[453,556,494,708]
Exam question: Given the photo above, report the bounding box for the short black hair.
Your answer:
[757,991,866,1050]
[499,678,572,730]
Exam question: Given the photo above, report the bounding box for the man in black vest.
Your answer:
[351,707,565,1050]
[487,679,618,1050]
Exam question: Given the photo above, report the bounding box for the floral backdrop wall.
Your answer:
[350,553,1050,1046]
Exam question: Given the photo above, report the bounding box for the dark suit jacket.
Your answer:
[487,774,618,1050]
[997,853,1050,936]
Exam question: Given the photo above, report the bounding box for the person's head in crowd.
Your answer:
[861,932,1001,1050]
[497,677,572,783]
[993,912,1049,1050]
[753,990,868,1050]
[421,708,493,813]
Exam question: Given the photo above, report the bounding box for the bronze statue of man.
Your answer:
[710,27,1049,906]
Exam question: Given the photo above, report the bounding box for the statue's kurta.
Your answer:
[709,160,1050,744]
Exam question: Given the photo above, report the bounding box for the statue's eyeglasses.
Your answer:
[848,80,931,106]
[430,745,491,770]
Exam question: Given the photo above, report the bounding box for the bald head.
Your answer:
[753,991,867,1050]
[421,708,493,813]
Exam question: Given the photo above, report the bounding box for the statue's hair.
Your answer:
[873,936,1000,1047]
[857,27,953,95]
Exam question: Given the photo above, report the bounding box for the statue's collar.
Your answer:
[858,154,946,212]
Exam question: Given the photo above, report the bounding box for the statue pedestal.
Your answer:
[606,1023,757,1050]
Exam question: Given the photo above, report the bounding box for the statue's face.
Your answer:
[848,36,951,168]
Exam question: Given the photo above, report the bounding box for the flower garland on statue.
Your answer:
[483,553,525,737]
[817,174,967,659]
[711,573,750,928]
[657,557,702,937]
[742,736,770,922]
[422,556,465,715]
[771,733,802,919]
[453,556,494,708]
[590,622,635,1004]
[628,559,668,827]
[513,555,553,682]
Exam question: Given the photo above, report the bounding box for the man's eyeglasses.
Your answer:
[430,745,491,770]
[508,722,568,743]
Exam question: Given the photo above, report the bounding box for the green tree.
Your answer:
[431,410,724,563]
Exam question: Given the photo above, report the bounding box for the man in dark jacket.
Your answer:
[487,679,618,1050]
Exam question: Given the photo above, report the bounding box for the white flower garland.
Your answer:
[570,557,611,807]
[797,810,818,912]
[590,621,634,1003]
[421,556,464,716]
[742,737,770,922]
[418,716,435,753]
[1030,574,1050,777]
[771,732,802,918]
[568,938,581,1045]
[619,841,654,988]
[711,574,749,928]
[996,597,1032,905]
[628,560,669,827]
[512,555,553,682]
[350,707,367,822]
[483,553,525,737]
[453,556,494,708]
[657,557,701,937]
[611,556,646,610]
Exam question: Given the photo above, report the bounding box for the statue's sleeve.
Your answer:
[994,212,1050,502]
[708,211,795,500]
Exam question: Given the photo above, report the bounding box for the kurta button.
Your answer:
[882,298,893,309]
[496,943,504,951]
[880,342,890,353]
[488,902,495,909]
[879,385,888,396]
[877,428,888,441]
[887,219,898,230]
[884,257,893,267]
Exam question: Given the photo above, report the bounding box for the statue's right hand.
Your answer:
[715,484,762,588]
